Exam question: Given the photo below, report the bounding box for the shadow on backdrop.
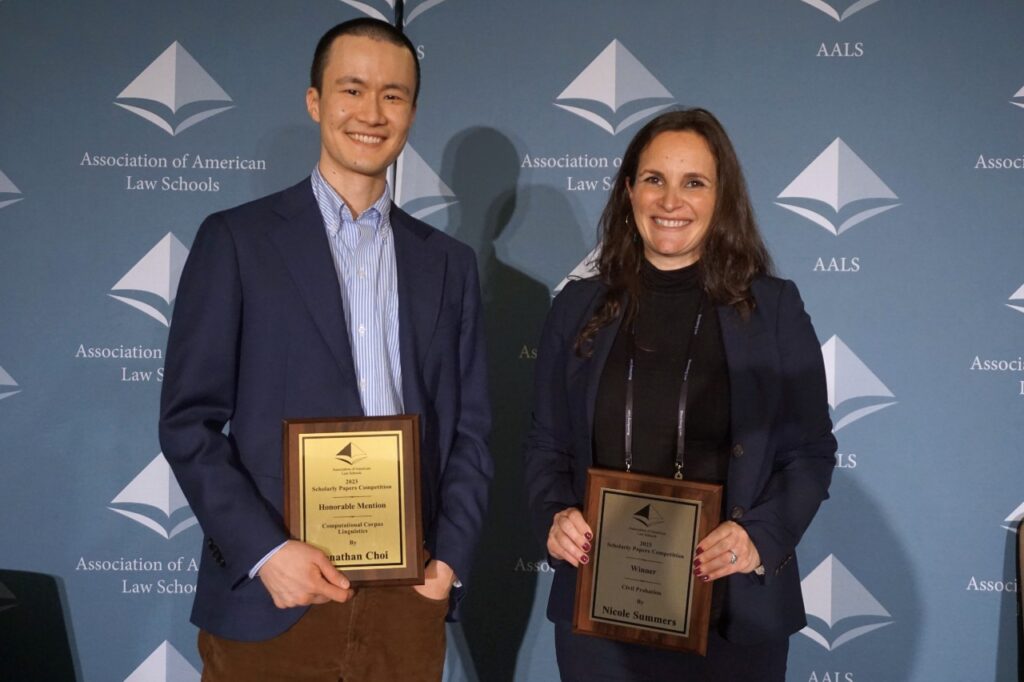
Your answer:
[442,126,585,681]
[0,569,79,680]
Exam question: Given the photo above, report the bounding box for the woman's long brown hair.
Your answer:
[575,108,774,356]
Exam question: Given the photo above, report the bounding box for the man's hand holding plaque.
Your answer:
[258,540,355,608]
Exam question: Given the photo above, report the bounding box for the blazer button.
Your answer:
[731,443,744,458]
[730,506,744,520]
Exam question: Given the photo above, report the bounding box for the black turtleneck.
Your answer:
[593,260,731,484]
[592,259,733,626]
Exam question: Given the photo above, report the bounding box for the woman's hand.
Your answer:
[547,507,594,568]
[693,521,761,581]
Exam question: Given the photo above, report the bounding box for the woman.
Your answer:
[523,109,836,681]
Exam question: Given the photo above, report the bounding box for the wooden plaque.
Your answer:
[573,468,723,655]
[283,415,424,586]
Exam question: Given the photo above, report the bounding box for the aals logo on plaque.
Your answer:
[115,42,233,136]
[0,168,23,209]
[339,0,449,26]
[630,504,664,529]
[109,453,198,539]
[335,442,368,466]
[109,233,189,327]
[799,0,881,22]
[800,554,893,651]
[1002,501,1024,532]
[393,144,457,221]
[776,138,899,237]
[0,581,16,614]
[555,40,674,135]
[0,365,20,401]
[124,641,200,682]
[822,335,896,432]
[1006,283,1024,314]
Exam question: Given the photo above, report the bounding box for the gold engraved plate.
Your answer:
[590,489,699,636]
[298,431,406,571]
[284,416,424,586]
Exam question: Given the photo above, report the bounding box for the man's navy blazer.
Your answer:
[159,178,492,641]
[524,275,836,645]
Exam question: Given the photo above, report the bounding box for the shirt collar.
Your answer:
[311,165,393,236]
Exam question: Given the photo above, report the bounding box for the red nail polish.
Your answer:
[701,575,710,582]
[695,547,704,556]
[580,555,589,564]
[585,532,593,541]
[693,559,701,568]
[582,543,591,552]
[694,567,702,576]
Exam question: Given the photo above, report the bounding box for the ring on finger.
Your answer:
[728,550,738,565]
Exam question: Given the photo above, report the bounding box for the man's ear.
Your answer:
[306,87,321,124]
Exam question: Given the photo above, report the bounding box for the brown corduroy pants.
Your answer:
[198,586,449,682]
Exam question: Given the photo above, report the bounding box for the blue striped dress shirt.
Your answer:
[311,166,403,417]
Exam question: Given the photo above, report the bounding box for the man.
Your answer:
[159,18,492,681]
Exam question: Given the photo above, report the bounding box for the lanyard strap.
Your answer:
[624,295,705,479]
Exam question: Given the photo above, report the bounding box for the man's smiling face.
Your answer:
[306,34,417,189]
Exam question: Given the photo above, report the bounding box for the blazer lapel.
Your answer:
[583,292,625,455]
[391,207,445,417]
[266,179,360,397]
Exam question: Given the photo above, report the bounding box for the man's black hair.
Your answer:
[310,18,420,104]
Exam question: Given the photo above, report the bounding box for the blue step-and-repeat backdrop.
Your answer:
[1,1,1022,680]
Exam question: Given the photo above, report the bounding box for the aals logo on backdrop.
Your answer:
[555,246,600,296]
[392,144,457,222]
[800,0,881,22]
[115,42,233,136]
[777,138,899,237]
[1002,501,1024,532]
[0,365,20,401]
[822,335,896,432]
[109,233,189,327]
[555,40,674,135]
[0,168,23,209]
[85,39,265,192]
[0,581,16,614]
[339,0,448,25]
[1006,283,1024,314]
[109,453,198,539]
[124,641,199,682]
[1010,84,1024,110]
[800,554,893,651]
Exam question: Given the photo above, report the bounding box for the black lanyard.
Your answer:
[624,295,705,480]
